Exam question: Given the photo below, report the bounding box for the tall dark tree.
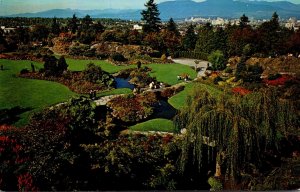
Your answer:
[239,14,249,28]
[141,0,161,33]
[258,12,282,56]
[0,29,7,52]
[31,25,49,42]
[271,12,279,28]
[195,23,216,55]
[51,17,61,35]
[166,18,180,36]
[92,21,105,34]
[82,15,93,31]
[67,14,79,34]
[15,27,30,45]
[57,56,68,74]
[183,24,197,51]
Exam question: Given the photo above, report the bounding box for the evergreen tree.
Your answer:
[51,17,61,35]
[43,55,58,76]
[67,14,79,34]
[166,18,180,36]
[141,0,161,33]
[195,23,215,55]
[0,29,7,52]
[57,56,68,74]
[258,12,281,56]
[271,12,279,28]
[92,21,105,33]
[182,24,197,51]
[239,14,249,28]
[82,15,93,31]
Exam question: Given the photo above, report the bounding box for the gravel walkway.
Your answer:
[172,58,211,77]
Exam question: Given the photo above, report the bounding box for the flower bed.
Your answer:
[19,72,107,94]
[107,92,158,123]
[232,87,252,96]
[264,75,292,86]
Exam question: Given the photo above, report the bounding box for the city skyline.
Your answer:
[0,0,299,16]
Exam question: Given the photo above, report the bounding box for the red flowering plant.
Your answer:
[264,75,292,86]
[0,125,37,191]
[232,87,252,96]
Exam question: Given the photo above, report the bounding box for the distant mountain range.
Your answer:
[4,0,300,20]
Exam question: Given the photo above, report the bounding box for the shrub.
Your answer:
[161,88,175,98]
[208,177,223,191]
[43,55,68,76]
[83,63,115,87]
[148,51,162,58]
[137,61,142,69]
[20,69,29,75]
[224,67,233,73]
[111,53,127,62]
[107,93,157,123]
[161,54,167,61]
[96,53,109,59]
[268,73,282,80]
[232,87,252,96]
[213,76,222,84]
[208,50,227,71]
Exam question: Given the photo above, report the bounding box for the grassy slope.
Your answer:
[0,58,199,127]
[129,118,175,133]
[0,59,76,126]
[147,63,197,85]
[96,88,132,97]
[168,82,223,110]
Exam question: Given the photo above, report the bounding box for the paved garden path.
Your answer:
[172,58,210,77]
[94,94,125,106]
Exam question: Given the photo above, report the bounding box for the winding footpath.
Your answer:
[172,58,211,77]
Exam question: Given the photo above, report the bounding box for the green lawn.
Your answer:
[168,82,223,109]
[147,63,197,85]
[0,59,76,126]
[65,58,134,73]
[129,118,176,133]
[96,88,132,97]
[0,58,200,127]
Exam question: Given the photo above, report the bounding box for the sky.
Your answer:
[0,0,299,15]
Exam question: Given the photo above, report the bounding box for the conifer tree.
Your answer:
[82,14,93,31]
[167,18,180,36]
[239,14,249,28]
[141,0,161,33]
[182,24,197,51]
[51,17,61,35]
[67,14,79,34]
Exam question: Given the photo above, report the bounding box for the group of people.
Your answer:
[177,75,190,81]
[149,81,164,89]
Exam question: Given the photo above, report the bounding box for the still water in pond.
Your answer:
[115,77,135,90]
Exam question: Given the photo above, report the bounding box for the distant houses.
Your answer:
[133,24,142,31]
[0,26,16,33]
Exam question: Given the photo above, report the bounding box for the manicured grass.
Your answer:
[65,58,134,73]
[130,118,176,133]
[96,88,132,97]
[168,82,223,109]
[0,59,76,126]
[147,63,197,85]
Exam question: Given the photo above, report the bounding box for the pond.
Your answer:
[114,77,135,90]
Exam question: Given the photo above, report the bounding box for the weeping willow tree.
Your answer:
[174,86,298,185]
